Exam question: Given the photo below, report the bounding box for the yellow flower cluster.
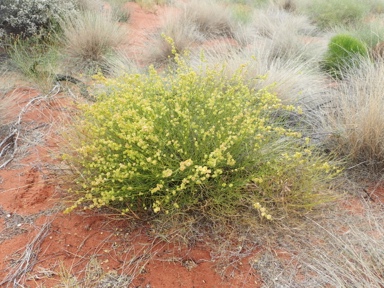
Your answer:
[179,159,193,171]
[253,202,272,220]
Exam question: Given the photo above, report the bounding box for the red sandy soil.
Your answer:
[1,3,384,288]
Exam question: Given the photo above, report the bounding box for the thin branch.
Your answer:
[0,84,60,169]
[0,218,54,287]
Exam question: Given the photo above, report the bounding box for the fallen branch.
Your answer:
[0,84,60,169]
[0,218,53,287]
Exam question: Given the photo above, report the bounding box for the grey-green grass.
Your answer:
[144,0,237,65]
[177,0,236,39]
[8,35,61,91]
[107,0,131,22]
[252,197,384,287]
[238,6,321,61]
[144,17,202,65]
[306,0,370,29]
[331,20,384,50]
[324,59,384,171]
[59,10,125,74]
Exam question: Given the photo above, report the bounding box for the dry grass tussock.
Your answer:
[271,0,297,11]
[102,50,140,77]
[0,68,21,126]
[144,15,202,65]
[189,41,327,108]
[324,59,384,170]
[59,10,125,73]
[187,41,330,138]
[51,257,132,288]
[237,5,323,60]
[75,0,105,12]
[178,0,236,39]
[145,0,237,65]
[250,6,316,39]
[0,68,10,126]
[253,197,384,287]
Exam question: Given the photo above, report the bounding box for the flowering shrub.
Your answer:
[0,0,76,38]
[64,56,338,221]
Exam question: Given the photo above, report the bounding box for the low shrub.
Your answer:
[64,53,338,222]
[322,34,368,79]
[0,0,76,39]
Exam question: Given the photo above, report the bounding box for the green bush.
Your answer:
[64,55,338,222]
[322,34,368,79]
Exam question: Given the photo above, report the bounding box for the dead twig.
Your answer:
[0,84,60,169]
[0,217,53,287]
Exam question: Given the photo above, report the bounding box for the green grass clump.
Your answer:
[322,34,368,79]
[8,35,60,90]
[64,53,338,222]
[133,0,168,9]
[334,22,384,50]
[230,3,254,24]
[307,0,370,29]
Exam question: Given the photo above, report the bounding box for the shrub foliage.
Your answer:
[0,0,76,39]
[64,56,337,221]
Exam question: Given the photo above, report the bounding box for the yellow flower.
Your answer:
[150,183,163,194]
[253,202,261,209]
[180,159,193,171]
[162,169,173,178]
[226,153,236,166]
